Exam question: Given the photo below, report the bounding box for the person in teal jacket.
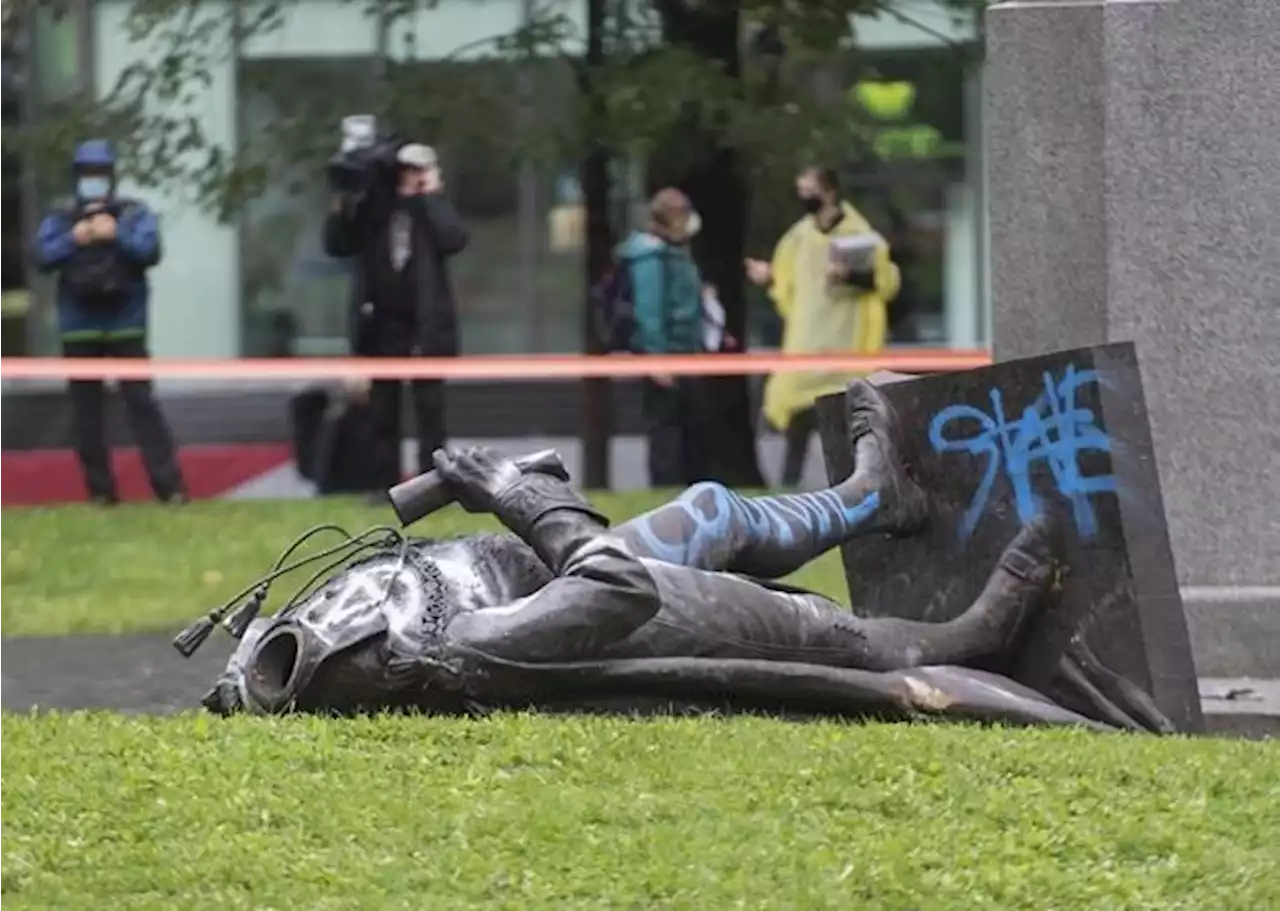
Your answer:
[614,187,708,487]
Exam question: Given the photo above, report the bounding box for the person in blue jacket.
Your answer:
[31,139,186,504]
[614,187,708,487]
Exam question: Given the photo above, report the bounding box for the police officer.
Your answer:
[32,139,186,505]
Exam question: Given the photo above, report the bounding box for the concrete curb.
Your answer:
[1183,587,1280,679]
[1200,678,1280,740]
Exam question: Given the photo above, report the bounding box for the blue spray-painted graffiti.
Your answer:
[928,364,1117,539]
[620,481,879,572]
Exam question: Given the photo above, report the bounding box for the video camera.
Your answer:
[326,114,403,200]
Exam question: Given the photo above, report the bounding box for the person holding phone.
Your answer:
[31,139,186,505]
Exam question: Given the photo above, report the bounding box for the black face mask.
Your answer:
[799,195,824,215]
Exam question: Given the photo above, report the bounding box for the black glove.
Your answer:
[431,446,523,515]
[432,445,609,536]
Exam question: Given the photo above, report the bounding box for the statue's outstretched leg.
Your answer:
[861,515,1057,668]
[617,379,928,578]
[762,516,1054,670]
[628,513,1058,673]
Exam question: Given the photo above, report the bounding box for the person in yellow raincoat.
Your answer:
[746,166,900,487]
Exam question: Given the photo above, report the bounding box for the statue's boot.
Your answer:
[939,514,1060,662]
[839,378,929,537]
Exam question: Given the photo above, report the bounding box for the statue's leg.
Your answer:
[836,515,1058,670]
[617,379,928,577]
[888,516,1056,666]
[642,516,1057,673]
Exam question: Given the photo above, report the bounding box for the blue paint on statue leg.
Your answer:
[725,488,881,577]
[617,481,737,568]
[735,488,880,548]
[617,482,880,575]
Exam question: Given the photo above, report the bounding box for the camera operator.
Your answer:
[322,141,469,493]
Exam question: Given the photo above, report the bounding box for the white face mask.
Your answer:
[77,176,111,201]
[685,210,702,238]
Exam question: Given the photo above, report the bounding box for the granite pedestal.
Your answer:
[985,0,1280,626]
[817,343,1203,732]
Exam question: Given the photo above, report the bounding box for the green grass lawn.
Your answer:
[4,712,1279,910]
[4,497,1280,909]
[0,493,848,638]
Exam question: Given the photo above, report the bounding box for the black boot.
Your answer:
[841,379,929,536]
[958,514,1059,657]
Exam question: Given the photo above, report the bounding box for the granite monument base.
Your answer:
[817,342,1203,732]
[986,0,1280,621]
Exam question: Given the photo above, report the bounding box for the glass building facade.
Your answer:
[15,0,988,358]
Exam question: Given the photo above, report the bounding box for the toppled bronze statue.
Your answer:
[181,379,1171,732]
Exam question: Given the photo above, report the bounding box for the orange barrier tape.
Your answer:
[0,350,992,382]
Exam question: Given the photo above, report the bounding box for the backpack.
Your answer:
[290,386,381,494]
[589,259,637,353]
[63,246,136,309]
[59,202,140,310]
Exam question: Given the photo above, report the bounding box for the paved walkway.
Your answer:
[2,635,233,715]
[4,635,1278,732]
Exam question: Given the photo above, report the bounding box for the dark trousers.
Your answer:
[643,378,709,488]
[367,377,447,490]
[62,337,185,502]
[781,407,818,488]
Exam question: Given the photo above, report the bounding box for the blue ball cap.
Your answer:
[73,139,116,169]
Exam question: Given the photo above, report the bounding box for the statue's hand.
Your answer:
[431,446,523,514]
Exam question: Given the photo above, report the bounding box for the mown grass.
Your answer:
[3,712,1279,910]
[5,498,1278,910]
[0,494,849,637]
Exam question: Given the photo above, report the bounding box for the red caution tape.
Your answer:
[0,350,992,382]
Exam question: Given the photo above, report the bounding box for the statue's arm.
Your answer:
[446,474,661,663]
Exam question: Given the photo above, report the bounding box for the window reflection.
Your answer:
[2,29,30,355]
[745,45,979,349]
[445,125,524,355]
[238,57,375,356]
[236,50,631,356]
[373,53,524,355]
[845,49,971,345]
[533,160,591,353]
[237,42,981,357]
[32,4,81,106]
[13,2,91,355]
[532,59,592,354]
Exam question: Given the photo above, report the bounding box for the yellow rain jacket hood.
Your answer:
[761,201,900,432]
